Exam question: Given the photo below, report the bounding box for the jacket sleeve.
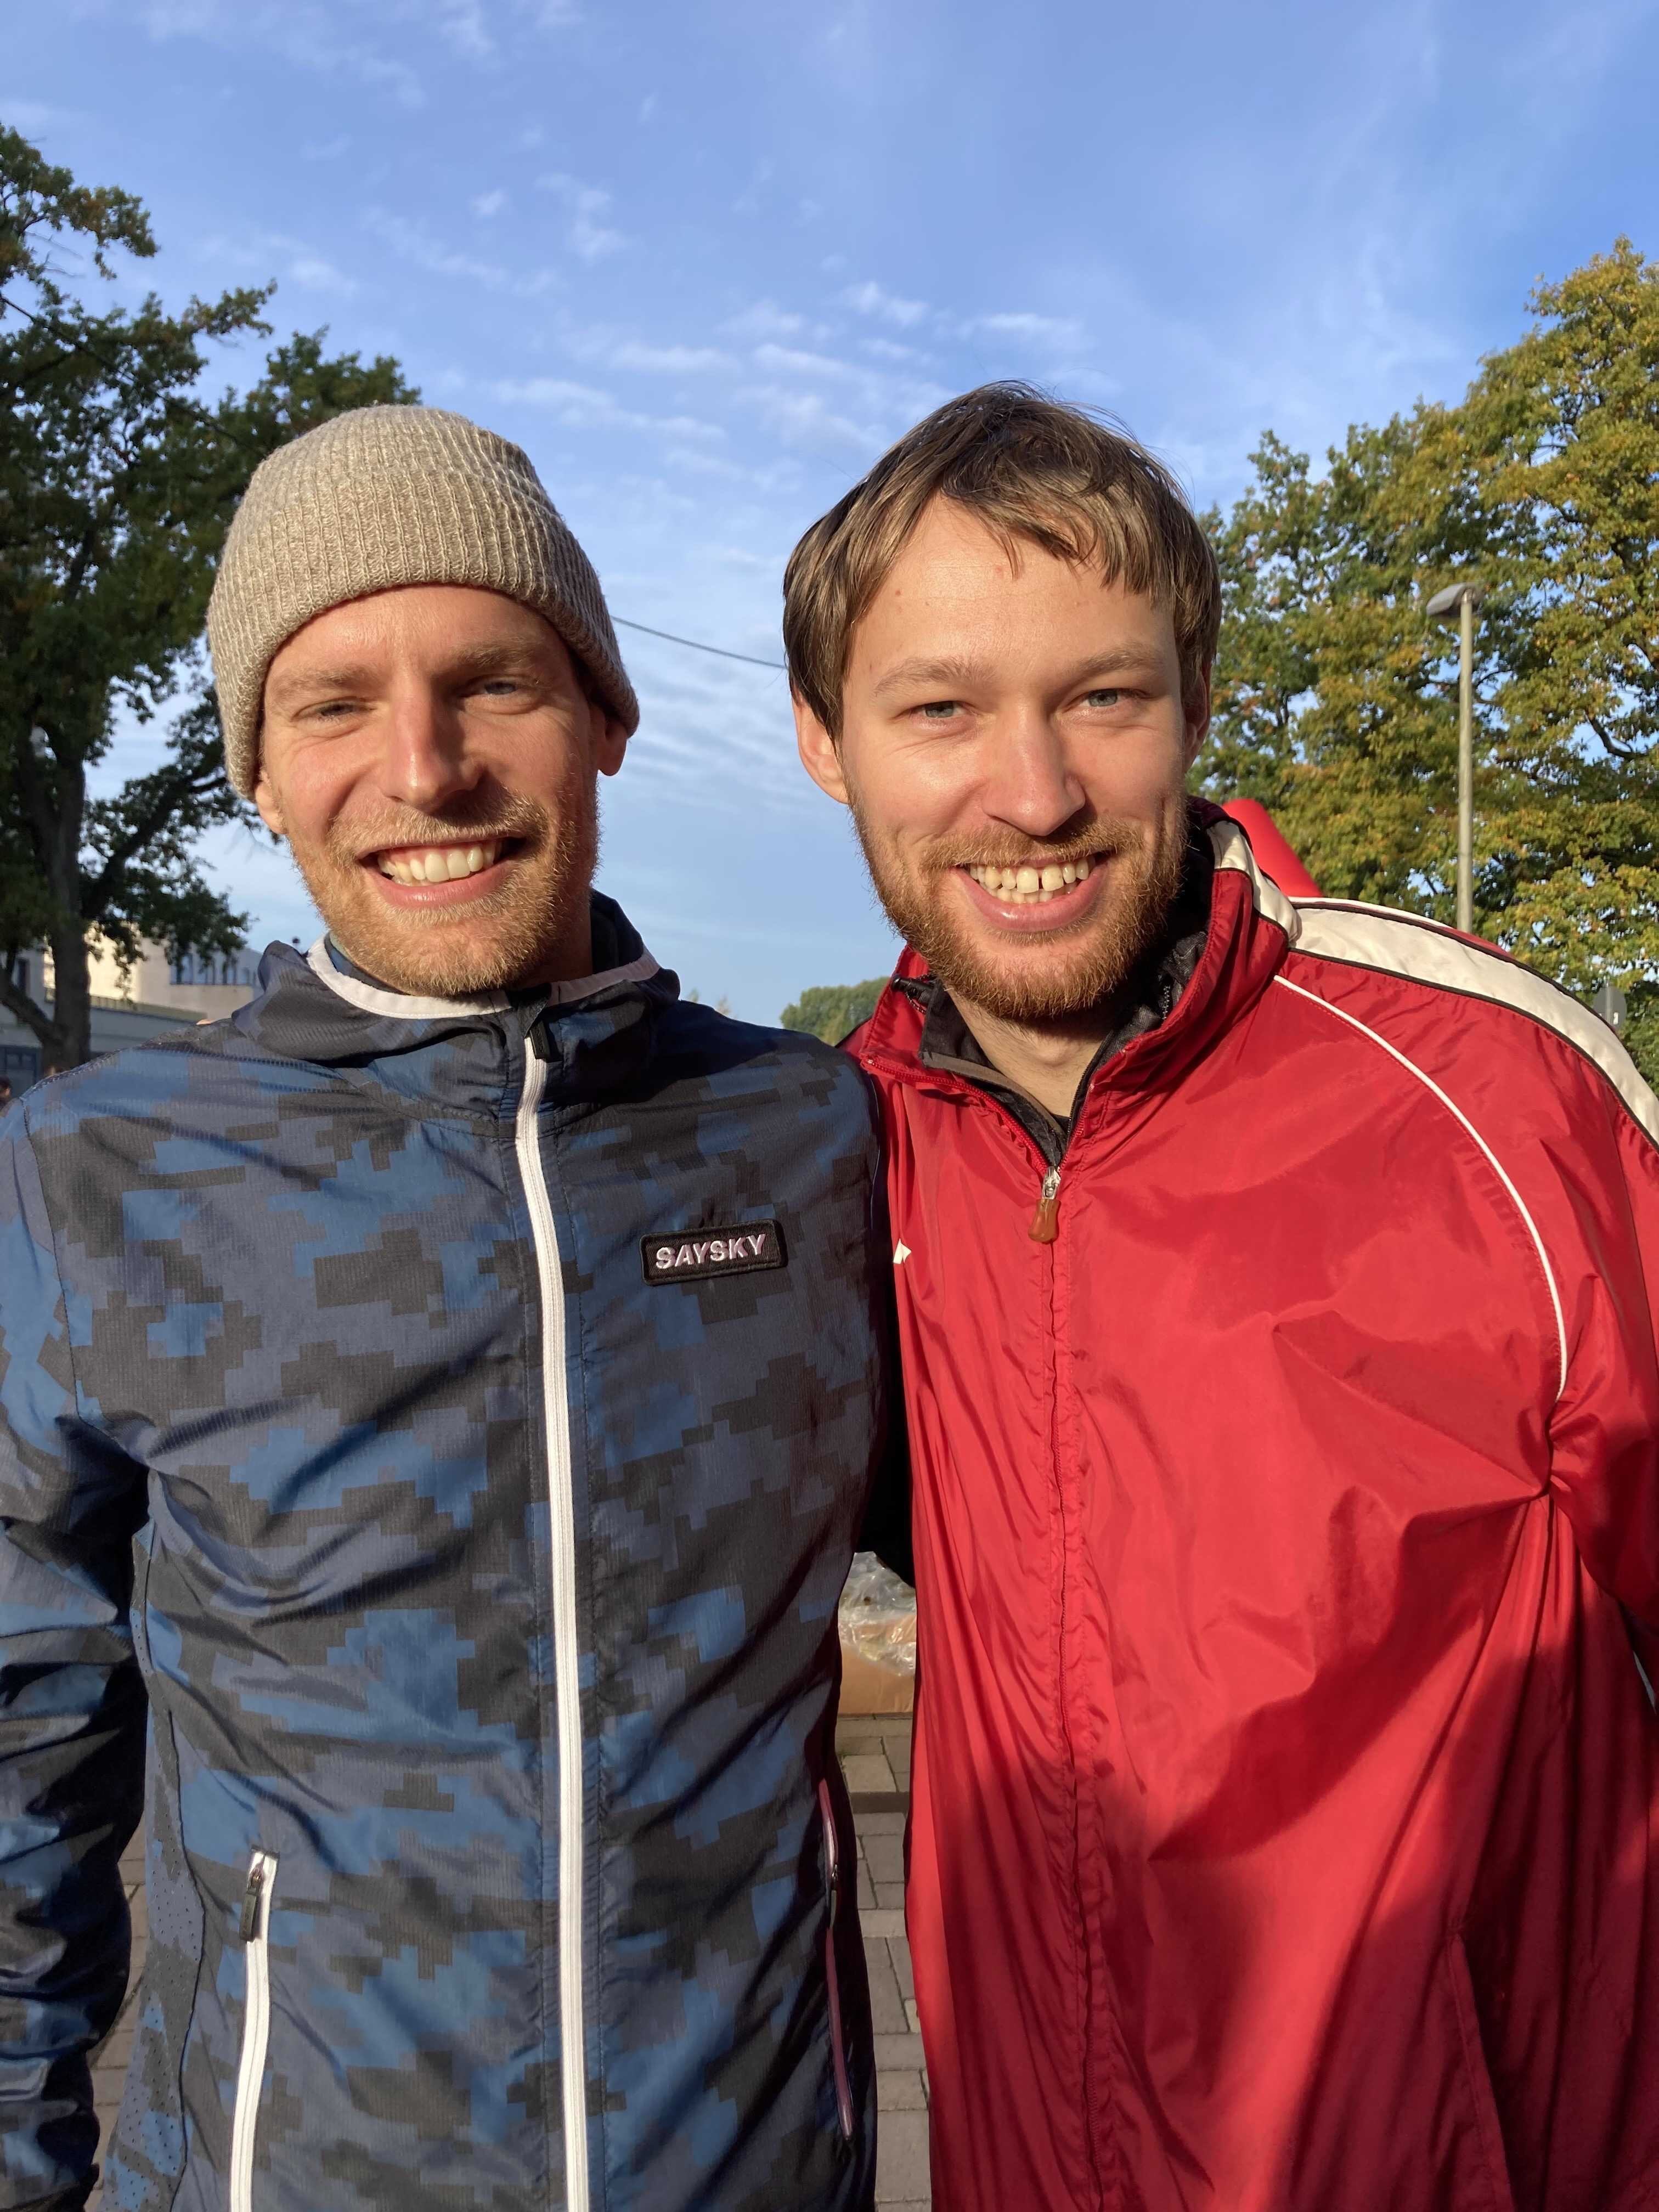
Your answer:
[1546,1096,1659,1656]
[0,1113,148,2211]
[856,1123,913,1587]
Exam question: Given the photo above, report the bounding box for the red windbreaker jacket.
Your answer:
[851,809,1659,2212]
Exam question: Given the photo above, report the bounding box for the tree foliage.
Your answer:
[0,121,417,1068]
[1200,239,1659,1075]
[779,977,888,1043]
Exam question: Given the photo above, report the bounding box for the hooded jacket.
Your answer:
[850,809,1659,2212]
[0,901,892,2212]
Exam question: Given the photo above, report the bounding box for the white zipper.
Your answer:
[230,1848,277,2212]
[515,1038,590,2211]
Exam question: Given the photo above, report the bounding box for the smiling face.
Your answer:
[795,497,1209,1026]
[255,584,627,996]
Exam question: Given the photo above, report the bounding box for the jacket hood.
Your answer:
[215,891,676,1120]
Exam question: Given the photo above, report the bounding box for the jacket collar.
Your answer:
[222,893,677,1120]
[856,801,1300,1130]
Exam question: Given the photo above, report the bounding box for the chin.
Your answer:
[316,879,549,1000]
[944,939,1135,1024]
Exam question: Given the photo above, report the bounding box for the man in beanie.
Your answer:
[0,407,895,2211]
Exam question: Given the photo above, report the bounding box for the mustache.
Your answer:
[924,822,1145,874]
[329,794,551,859]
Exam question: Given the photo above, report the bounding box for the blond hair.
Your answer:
[782,382,1220,735]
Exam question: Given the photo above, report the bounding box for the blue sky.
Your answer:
[6,0,1657,1017]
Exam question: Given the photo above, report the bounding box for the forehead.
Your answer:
[851,499,1176,674]
[264,584,567,693]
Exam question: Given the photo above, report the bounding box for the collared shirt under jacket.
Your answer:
[850,808,1659,2212]
[0,900,894,2212]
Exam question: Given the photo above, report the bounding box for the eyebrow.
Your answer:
[871,646,1162,700]
[264,640,549,709]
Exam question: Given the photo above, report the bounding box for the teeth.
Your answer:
[962,853,1099,905]
[378,840,500,884]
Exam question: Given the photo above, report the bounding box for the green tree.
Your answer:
[780,978,888,1043]
[1201,240,1659,1076]
[0,122,416,1069]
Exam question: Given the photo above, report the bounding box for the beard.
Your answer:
[848,794,1189,1024]
[286,781,599,998]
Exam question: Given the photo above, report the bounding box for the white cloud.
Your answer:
[490,375,725,444]
[2,98,87,134]
[431,0,493,57]
[198,228,359,297]
[968,311,1087,351]
[842,279,929,329]
[470,188,509,219]
[721,301,812,343]
[364,208,558,294]
[537,172,626,262]
[738,385,882,454]
[136,0,427,105]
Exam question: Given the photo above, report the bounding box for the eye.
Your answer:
[1082,687,1122,708]
[917,699,961,721]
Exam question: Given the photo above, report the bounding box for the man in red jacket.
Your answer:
[789,383,1659,2212]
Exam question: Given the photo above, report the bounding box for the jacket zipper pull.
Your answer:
[239,1860,266,1943]
[1029,1165,1062,1243]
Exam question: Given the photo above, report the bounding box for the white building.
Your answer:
[1,937,267,1094]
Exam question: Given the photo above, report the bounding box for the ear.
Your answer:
[590,699,629,778]
[253,765,286,839]
[793,694,850,807]
[1181,664,1213,774]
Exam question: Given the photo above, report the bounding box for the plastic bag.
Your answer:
[838,1550,917,1677]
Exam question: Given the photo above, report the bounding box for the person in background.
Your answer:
[0,405,896,2212]
[790,381,1659,2212]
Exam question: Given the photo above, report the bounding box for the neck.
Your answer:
[951,999,1118,1119]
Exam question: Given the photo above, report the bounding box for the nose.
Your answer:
[377,685,483,812]
[981,707,1087,841]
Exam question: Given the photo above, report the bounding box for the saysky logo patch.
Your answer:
[642,1220,787,1284]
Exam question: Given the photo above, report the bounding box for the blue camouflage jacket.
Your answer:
[0,900,893,2212]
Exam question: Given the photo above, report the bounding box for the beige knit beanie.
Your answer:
[207,405,639,797]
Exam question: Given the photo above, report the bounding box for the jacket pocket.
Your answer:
[817,1779,855,2142]
[1446,1932,1517,2212]
[230,1850,278,2212]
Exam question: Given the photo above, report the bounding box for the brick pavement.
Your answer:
[837,1713,929,2211]
[89,1717,926,2209]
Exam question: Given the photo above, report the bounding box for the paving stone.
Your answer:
[835,1718,891,1749]
[857,1863,877,1912]
[840,1752,896,1796]
[877,2066,929,2111]
[872,2030,926,2070]
[862,1831,905,1883]
[863,1938,910,2034]
[889,1938,915,2001]
[854,1808,908,1836]
[874,2107,932,2203]
[861,1908,906,1938]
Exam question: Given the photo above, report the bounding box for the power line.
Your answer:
[613,616,787,672]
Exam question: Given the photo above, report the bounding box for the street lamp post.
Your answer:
[1426,580,1487,934]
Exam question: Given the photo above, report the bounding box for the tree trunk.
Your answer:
[44,920,92,1071]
